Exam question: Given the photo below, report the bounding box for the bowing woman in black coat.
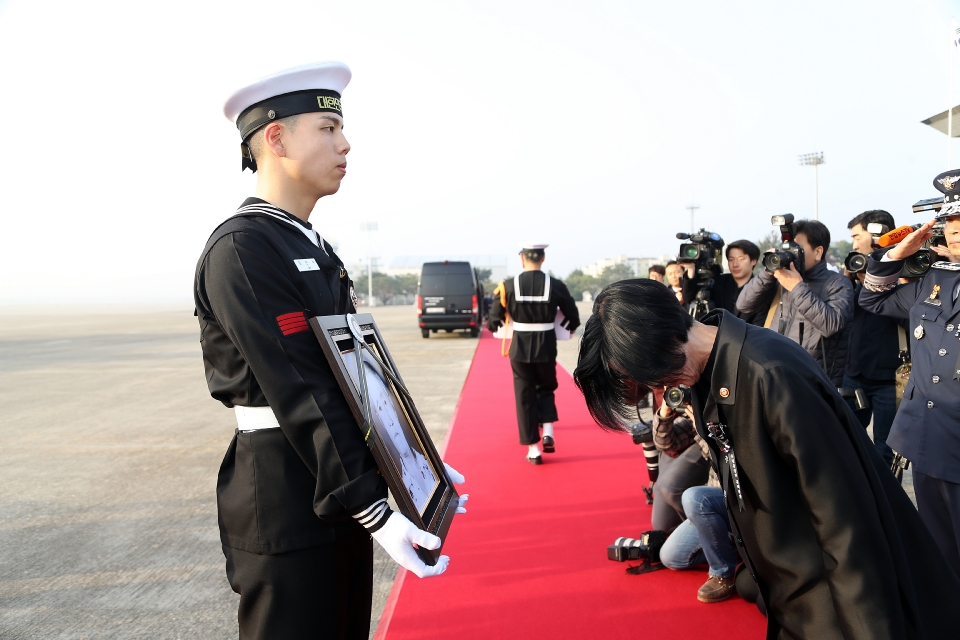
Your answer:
[573,278,960,640]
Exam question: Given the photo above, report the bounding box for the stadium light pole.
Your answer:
[686,204,699,234]
[360,221,378,306]
[799,152,825,220]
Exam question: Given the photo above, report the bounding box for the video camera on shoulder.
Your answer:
[676,230,724,319]
[762,214,805,277]
[867,198,947,278]
[676,229,725,275]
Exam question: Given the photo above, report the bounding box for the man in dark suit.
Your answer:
[574,279,960,639]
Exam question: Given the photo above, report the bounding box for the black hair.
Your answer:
[246,114,302,165]
[848,209,895,232]
[521,249,545,262]
[665,260,678,267]
[574,279,694,432]
[725,239,760,262]
[648,264,666,276]
[794,219,830,260]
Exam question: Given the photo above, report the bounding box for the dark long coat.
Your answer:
[693,310,960,640]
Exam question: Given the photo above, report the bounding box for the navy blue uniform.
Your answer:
[860,254,960,574]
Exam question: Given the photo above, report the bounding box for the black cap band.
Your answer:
[236,89,343,141]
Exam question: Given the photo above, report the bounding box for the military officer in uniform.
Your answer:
[861,168,960,577]
[488,243,580,464]
[193,62,462,640]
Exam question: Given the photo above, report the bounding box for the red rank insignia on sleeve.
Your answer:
[276,311,310,336]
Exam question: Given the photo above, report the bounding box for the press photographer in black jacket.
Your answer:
[681,239,767,325]
[844,210,903,468]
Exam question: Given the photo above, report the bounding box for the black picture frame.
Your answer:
[310,313,459,565]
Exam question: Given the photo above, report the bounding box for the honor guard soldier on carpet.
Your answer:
[861,168,960,577]
[488,243,580,464]
[193,62,464,640]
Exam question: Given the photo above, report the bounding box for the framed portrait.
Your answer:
[310,313,459,565]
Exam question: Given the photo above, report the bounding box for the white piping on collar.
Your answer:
[237,203,328,255]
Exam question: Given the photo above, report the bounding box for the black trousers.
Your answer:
[511,359,559,445]
[651,445,710,533]
[222,527,373,640]
[913,470,960,578]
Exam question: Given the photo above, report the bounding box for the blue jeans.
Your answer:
[843,375,897,469]
[659,486,737,580]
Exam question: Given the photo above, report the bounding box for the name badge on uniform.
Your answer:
[294,258,320,272]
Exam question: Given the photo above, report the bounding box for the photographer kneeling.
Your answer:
[575,279,959,639]
[648,399,709,534]
[652,399,738,604]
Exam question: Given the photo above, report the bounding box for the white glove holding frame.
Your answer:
[444,462,469,514]
[371,462,468,579]
[371,512,449,578]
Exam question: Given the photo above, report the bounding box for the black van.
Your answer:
[417,261,483,338]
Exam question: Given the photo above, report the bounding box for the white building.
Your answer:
[580,254,674,278]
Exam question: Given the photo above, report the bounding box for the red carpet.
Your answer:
[377,332,766,640]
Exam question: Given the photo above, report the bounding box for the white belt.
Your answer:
[235,406,281,432]
[512,322,554,332]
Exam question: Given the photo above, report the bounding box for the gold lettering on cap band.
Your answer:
[317,96,342,111]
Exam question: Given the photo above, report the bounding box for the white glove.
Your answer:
[444,462,469,514]
[371,512,449,578]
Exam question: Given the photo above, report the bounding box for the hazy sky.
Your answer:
[2,0,959,304]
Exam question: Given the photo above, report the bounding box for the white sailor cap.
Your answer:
[223,61,352,171]
[519,242,549,252]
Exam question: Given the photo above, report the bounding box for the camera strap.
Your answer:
[764,286,782,330]
[705,421,745,513]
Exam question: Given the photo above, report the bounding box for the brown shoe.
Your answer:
[697,576,735,603]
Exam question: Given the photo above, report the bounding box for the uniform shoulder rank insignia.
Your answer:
[932,261,960,271]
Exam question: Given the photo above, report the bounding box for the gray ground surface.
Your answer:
[0,305,477,639]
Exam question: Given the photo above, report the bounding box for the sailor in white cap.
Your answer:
[488,243,580,464]
[194,62,463,639]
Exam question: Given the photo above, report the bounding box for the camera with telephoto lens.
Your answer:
[607,531,668,574]
[844,251,868,274]
[762,214,805,277]
[664,385,692,410]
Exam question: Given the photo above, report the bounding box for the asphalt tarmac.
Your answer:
[0,305,477,639]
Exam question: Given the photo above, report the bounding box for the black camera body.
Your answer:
[893,199,949,278]
[664,385,692,410]
[607,530,667,563]
[676,229,724,320]
[844,251,868,274]
[677,229,725,273]
[762,214,805,277]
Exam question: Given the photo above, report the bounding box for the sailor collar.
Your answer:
[238,197,327,254]
[698,309,747,406]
